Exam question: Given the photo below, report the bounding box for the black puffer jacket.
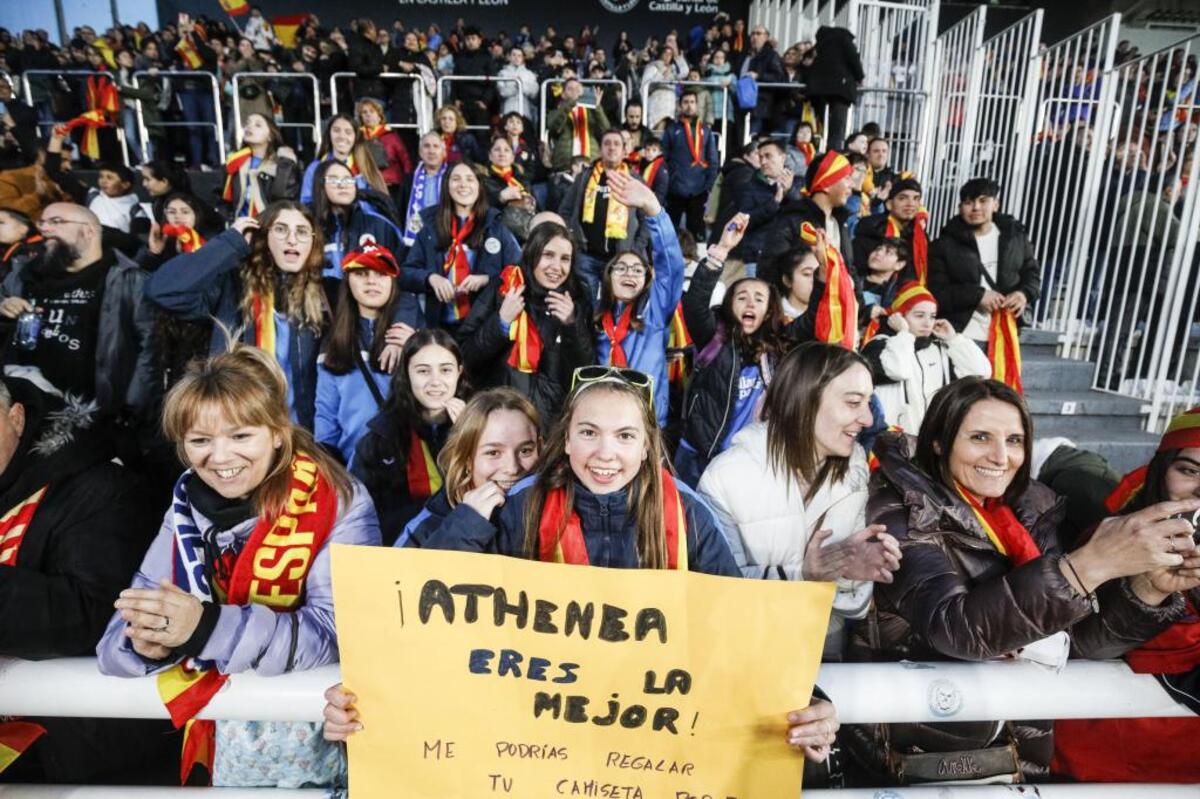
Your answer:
[847,432,1183,781]
[804,26,865,104]
[927,213,1041,332]
[454,266,594,428]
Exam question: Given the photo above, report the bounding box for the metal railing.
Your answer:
[539,78,627,144]
[734,80,804,148]
[639,80,730,164]
[328,71,431,133]
[19,69,133,166]
[435,74,527,131]
[231,72,321,151]
[132,70,226,165]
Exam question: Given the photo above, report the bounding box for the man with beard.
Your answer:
[661,90,719,240]
[928,177,1040,345]
[0,203,154,418]
[0,375,172,783]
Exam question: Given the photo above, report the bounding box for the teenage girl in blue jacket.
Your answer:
[591,170,685,429]
[315,243,403,463]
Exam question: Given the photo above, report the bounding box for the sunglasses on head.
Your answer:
[571,366,654,407]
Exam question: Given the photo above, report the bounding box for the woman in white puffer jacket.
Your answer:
[698,342,902,660]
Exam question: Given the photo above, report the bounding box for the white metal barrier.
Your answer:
[231,72,321,152]
[922,6,988,236]
[19,69,133,166]
[132,70,226,165]
[328,71,431,133]
[435,74,527,132]
[539,78,627,145]
[640,79,730,164]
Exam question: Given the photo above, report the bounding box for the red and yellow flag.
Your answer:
[666,302,692,385]
[162,225,205,254]
[271,15,307,48]
[988,309,1023,394]
[175,36,203,69]
[0,721,46,774]
[57,110,108,161]
[219,0,250,16]
[221,147,253,205]
[500,265,542,373]
[800,221,858,349]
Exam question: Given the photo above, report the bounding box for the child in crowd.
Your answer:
[860,238,906,325]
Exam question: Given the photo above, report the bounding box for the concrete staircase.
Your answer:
[1021,329,1158,474]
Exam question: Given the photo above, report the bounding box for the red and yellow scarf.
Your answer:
[162,225,205,254]
[406,431,443,500]
[360,124,387,141]
[885,211,930,285]
[955,483,1041,566]
[158,455,337,784]
[602,304,635,367]
[806,150,853,196]
[796,141,815,168]
[501,265,542,374]
[641,156,663,189]
[682,118,708,167]
[57,109,109,161]
[175,35,203,69]
[251,290,276,356]
[490,164,525,193]
[799,221,857,349]
[666,303,692,385]
[988,309,1023,394]
[221,147,256,214]
[538,467,688,569]
[582,162,630,241]
[444,215,476,321]
[570,105,591,158]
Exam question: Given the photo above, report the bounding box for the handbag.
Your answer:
[736,75,758,111]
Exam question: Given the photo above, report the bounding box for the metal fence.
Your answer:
[435,75,528,131]
[231,72,322,152]
[328,71,431,133]
[19,69,133,166]
[132,70,226,165]
[539,78,627,145]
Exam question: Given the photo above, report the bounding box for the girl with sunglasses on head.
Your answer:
[350,329,469,544]
[315,244,404,464]
[299,113,390,205]
[455,219,595,426]
[396,387,541,548]
[146,201,328,429]
[402,161,522,328]
[592,171,685,429]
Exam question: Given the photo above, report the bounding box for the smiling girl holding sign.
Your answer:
[97,344,379,786]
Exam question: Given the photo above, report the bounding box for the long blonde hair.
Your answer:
[162,342,354,517]
[437,388,542,506]
[240,201,327,332]
[521,381,671,568]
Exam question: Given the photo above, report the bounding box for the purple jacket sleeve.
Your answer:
[96,481,381,677]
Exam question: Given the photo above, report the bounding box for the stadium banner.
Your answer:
[155,0,750,47]
[331,544,833,798]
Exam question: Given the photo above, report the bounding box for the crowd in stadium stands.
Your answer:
[0,9,1197,790]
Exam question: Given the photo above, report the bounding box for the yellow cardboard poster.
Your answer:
[332,544,835,798]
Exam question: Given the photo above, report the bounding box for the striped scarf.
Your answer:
[443,215,476,321]
[800,221,857,348]
[406,431,443,500]
[582,163,630,241]
[501,265,542,373]
[988,309,1023,394]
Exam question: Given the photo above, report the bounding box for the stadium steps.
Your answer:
[1020,328,1158,474]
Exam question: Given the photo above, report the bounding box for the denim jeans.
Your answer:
[177,86,218,167]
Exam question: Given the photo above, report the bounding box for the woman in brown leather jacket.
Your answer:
[851,376,1197,785]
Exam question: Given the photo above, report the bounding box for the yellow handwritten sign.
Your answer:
[332,545,834,798]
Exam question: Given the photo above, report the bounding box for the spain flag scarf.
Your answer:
[57,110,109,161]
[570,105,591,158]
[175,35,204,69]
[406,431,443,500]
[681,118,708,167]
[800,221,857,349]
[955,482,1041,566]
[162,225,205,254]
[641,156,664,189]
[582,163,630,241]
[538,468,689,569]
[666,303,693,385]
[988,309,1023,394]
[490,164,526,193]
[444,215,476,321]
[221,147,256,214]
[501,265,542,373]
[251,290,276,356]
[360,124,387,141]
[158,455,336,784]
[885,211,930,285]
[602,304,635,367]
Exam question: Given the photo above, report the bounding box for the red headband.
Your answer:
[341,243,400,278]
[1159,406,1200,452]
[890,281,937,316]
[808,151,852,194]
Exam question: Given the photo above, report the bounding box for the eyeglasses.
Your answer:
[571,366,654,407]
[37,217,89,229]
[269,223,314,241]
[610,263,647,277]
[323,176,357,187]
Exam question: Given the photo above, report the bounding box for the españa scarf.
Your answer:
[602,304,635,367]
[988,309,1023,394]
[444,215,476,321]
[582,163,630,241]
[570,105,591,158]
[501,265,542,373]
[666,303,693,385]
[157,455,336,784]
[1104,406,1200,513]
[681,118,708,167]
[162,225,205,254]
[799,221,858,348]
[406,430,443,500]
[885,211,930,285]
[221,147,260,216]
[955,483,1041,566]
[538,468,689,569]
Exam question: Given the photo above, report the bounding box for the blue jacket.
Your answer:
[96,480,380,678]
[395,488,488,549]
[299,158,370,205]
[322,198,425,328]
[401,205,521,327]
[661,118,720,198]
[144,229,323,429]
[417,474,740,576]
[315,321,392,463]
[594,211,684,427]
